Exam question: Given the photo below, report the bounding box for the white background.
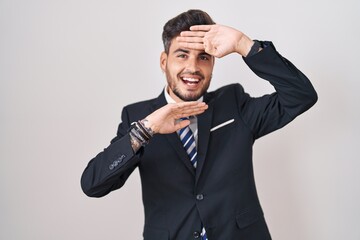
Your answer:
[1,0,359,239]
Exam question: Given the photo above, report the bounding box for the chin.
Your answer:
[177,91,203,102]
[182,96,201,101]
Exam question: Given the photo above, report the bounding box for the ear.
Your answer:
[160,51,167,72]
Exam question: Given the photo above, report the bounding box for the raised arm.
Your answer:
[177,24,317,138]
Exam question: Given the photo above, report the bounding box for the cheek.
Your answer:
[167,64,183,77]
[203,66,214,79]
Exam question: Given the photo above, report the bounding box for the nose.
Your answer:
[185,56,199,73]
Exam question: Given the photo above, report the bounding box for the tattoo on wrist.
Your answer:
[139,119,154,137]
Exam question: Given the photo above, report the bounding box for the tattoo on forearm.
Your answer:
[129,133,142,153]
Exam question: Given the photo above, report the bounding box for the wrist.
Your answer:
[139,119,155,137]
[236,35,254,57]
[246,40,262,58]
[142,117,158,134]
[128,120,154,151]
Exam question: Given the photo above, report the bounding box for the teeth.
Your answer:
[182,77,199,82]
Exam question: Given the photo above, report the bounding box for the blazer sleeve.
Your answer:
[80,107,142,198]
[238,42,318,139]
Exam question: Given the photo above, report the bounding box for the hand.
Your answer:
[144,102,208,134]
[176,24,254,58]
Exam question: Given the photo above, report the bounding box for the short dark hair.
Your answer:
[162,9,215,53]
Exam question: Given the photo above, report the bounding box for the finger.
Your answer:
[168,101,200,108]
[190,25,213,31]
[177,42,204,51]
[173,105,208,119]
[175,111,206,120]
[175,101,207,109]
[171,102,207,114]
[180,31,206,37]
[174,120,191,131]
[177,36,204,43]
[185,103,208,111]
[177,107,207,116]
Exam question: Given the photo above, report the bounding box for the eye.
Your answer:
[177,54,187,59]
[199,55,210,61]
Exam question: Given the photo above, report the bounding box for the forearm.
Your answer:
[81,134,140,197]
[244,41,318,117]
[235,42,317,139]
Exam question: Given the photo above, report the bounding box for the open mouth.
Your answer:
[181,77,200,86]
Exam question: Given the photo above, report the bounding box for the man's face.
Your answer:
[160,38,215,102]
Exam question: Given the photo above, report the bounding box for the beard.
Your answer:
[171,85,207,101]
[165,69,211,102]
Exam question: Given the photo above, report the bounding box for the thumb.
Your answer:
[175,119,190,131]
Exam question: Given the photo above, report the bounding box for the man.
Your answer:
[81,9,317,240]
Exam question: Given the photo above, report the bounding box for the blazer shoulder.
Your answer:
[124,97,158,111]
[206,83,246,102]
[122,93,166,122]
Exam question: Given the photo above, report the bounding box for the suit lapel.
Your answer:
[152,91,195,176]
[195,93,214,182]
[164,133,196,176]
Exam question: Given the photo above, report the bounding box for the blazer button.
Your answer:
[193,231,200,239]
[196,194,204,201]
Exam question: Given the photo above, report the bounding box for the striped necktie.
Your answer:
[179,124,198,168]
[178,120,208,240]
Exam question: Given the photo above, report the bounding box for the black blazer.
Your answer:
[81,43,317,240]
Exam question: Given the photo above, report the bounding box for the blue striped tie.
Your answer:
[179,125,198,168]
[178,120,208,240]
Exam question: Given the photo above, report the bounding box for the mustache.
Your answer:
[179,71,204,79]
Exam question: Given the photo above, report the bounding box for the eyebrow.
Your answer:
[173,48,212,57]
[199,52,212,57]
[173,48,190,54]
